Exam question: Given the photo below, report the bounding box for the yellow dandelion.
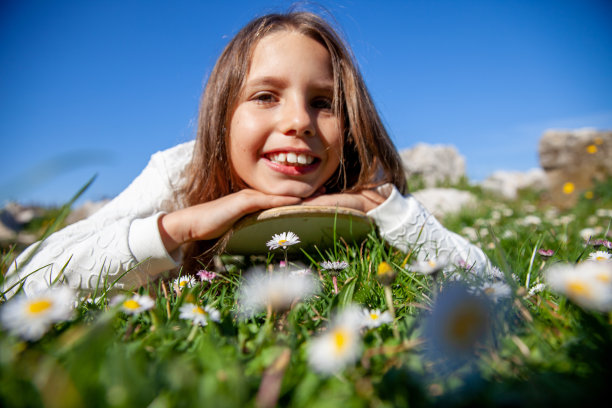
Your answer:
[562,182,575,195]
[586,144,598,154]
[376,261,396,285]
[585,191,594,199]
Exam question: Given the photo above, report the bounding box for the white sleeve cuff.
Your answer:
[128,212,179,278]
[367,185,413,234]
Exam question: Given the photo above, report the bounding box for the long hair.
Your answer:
[180,11,406,272]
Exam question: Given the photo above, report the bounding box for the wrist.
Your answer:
[158,212,185,253]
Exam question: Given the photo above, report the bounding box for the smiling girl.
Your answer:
[5,11,489,296]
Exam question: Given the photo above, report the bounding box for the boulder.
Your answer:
[480,168,549,200]
[399,143,466,187]
[412,188,477,219]
[538,128,612,208]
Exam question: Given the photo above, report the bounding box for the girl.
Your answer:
[4,11,489,297]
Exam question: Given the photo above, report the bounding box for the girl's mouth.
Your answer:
[263,152,320,175]
[265,152,317,166]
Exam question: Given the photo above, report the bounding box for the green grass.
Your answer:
[1,178,611,407]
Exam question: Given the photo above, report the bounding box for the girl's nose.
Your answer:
[279,98,315,137]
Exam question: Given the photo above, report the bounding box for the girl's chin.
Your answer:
[261,182,320,198]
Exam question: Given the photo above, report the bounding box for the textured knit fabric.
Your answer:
[4,141,489,297]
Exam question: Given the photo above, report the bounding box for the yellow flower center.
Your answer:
[596,273,611,283]
[484,287,495,295]
[428,260,437,267]
[562,182,575,195]
[370,313,379,320]
[192,306,207,315]
[123,299,141,310]
[179,281,188,287]
[332,328,349,354]
[567,281,591,299]
[27,299,52,315]
[586,144,598,154]
[595,256,607,261]
[278,239,288,245]
[377,262,392,276]
[584,191,594,199]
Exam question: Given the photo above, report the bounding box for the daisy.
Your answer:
[112,294,155,315]
[537,249,555,259]
[410,256,449,275]
[320,260,349,294]
[266,231,300,250]
[179,303,220,326]
[528,283,547,296]
[196,269,217,282]
[360,308,393,329]
[475,281,512,303]
[545,262,612,312]
[237,267,319,316]
[320,261,349,271]
[0,286,75,341]
[307,306,363,374]
[172,276,197,293]
[484,265,507,281]
[588,251,611,262]
[424,284,491,360]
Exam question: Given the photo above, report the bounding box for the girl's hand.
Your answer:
[302,189,386,213]
[158,189,301,252]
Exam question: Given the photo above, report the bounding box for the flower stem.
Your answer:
[332,276,338,294]
[383,285,400,340]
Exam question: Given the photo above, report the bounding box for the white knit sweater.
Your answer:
[4,141,489,296]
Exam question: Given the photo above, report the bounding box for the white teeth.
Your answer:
[268,152,315,166]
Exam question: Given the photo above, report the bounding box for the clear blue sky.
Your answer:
[1,0,611,206]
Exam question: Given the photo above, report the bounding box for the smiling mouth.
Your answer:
[265,152,318,167]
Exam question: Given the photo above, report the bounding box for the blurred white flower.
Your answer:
[308,306,363,374]
[579,227,600,241]
[112,294,155,315]
[588,251,611,262]
[595,208,612,218]
[476,281,512,303]
[520,215,542,226]
[237,268,318,316]
[179,303,220,326]
[528,283,547,296]
[424,284,491,359]
[266,231,300,250]
[484,266,506,281]
[360,308,393,329]
[410,256,449,275]
[545,262,612,312]
[197,270,217,282]
[0,286,75,341]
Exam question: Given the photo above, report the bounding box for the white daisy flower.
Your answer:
[320,261,349,271]
[528,283,547,296]
[196,270,217,282]
[237,267,319,316]
[588,251,611,262]
[172,275,197,293]
[179,303,220,326]
[307,306,363,374]
[545,262,612,312]
[477,281,512,303]
[424,284,491,364]
[410,256,449,275]
[484,265,507,280]
[112,294,156,315]
[360,308,393,329]
[266,231,300,250]
[0,286,75,341]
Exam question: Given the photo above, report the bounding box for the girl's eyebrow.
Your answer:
[245,75,334,91]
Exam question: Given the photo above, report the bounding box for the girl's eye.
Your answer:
[311,97,332,110]
[252,93,277,104]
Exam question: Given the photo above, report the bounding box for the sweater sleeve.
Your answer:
[367,184,490,274]
[3,141,194,297]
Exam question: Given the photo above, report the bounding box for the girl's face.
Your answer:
[228,31,343,198]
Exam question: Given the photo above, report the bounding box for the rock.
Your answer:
[412,188,477,219]
[399,143,466,187]
[65,199,110,225]
[480,168,549,200]
[538,128,612,208]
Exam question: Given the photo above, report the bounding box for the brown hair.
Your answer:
[180,11,406,271]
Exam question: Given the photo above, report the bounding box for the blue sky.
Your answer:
[1,0,611,206]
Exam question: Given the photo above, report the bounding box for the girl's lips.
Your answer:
[262,156,320,175]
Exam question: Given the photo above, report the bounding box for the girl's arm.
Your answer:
[303,184,490,274]
[3,142,194,297]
